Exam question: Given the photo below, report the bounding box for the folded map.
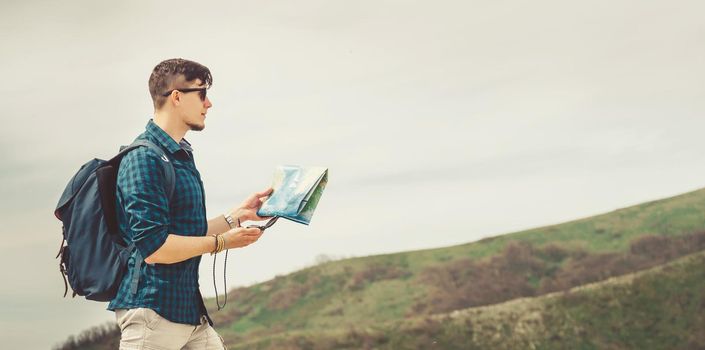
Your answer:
[257,165,328,225]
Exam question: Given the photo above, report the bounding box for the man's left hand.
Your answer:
[229,187,274,223]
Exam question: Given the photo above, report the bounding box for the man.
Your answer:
[107,58,271,349]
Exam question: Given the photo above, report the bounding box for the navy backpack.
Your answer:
[53,140,175,301]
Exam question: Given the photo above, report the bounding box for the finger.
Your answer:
[255,187,273,197]
[247,190,264,200]
[243,228,262,235]
[235,227,255,235]
[246,193,259,202]
[251,214,273,221]
[240,228,256,235]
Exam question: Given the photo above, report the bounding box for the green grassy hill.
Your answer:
[55,188,705,350]
[228,250,705,349]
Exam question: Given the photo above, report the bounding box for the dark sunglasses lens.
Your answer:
[199,89,207,100]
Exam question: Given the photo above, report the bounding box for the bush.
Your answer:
[53,322,119,350]
[347,262,411,291]
[416,231,705,314]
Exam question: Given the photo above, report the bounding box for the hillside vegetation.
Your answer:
[229,250,705,349]
[55,188,705,349]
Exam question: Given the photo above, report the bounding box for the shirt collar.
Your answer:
[180,138,193,152]
[145,118,193,154]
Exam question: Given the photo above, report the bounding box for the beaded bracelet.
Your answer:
[217,235,225,253]
[210,235,218,255]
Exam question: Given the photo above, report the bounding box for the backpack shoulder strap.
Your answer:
[117,140,176,201]
[116,140,175,295]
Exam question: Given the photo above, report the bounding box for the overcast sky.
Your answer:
[1,0,704,348]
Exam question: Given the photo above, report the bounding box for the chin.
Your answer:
[187,121,205,131]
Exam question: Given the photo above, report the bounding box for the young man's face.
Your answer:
[177,78,212,132]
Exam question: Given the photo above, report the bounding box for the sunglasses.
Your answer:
[246,216,279,232]
[162,87,208,101]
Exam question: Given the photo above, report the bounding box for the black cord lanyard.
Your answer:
[213,249,228,310]
[212,216,279,311]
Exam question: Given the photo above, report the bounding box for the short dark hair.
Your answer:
[148,58,213,109]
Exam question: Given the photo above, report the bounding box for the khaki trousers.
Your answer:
[115,308,227,350]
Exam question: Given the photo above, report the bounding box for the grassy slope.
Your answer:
[55,187,705,349]
[207,188,705,344]
[237,250,705,349]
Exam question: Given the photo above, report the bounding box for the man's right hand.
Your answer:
[222,227,263,249]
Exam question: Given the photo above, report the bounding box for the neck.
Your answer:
[153,111,187,143]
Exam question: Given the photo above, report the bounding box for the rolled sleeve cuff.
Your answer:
[132,223,169,259]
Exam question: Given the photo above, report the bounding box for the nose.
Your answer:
[204,96,212,108]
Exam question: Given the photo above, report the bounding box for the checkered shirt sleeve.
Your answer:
[116,146,170,259]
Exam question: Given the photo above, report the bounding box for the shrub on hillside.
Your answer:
[53,322,119,350]
[416,231,705,314]
[347,262,411,291]
[417,241,544,313]
[267,283,311,310]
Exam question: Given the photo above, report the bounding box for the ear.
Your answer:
[168,90,181,107]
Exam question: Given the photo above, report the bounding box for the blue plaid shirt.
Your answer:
[107,118,212,326]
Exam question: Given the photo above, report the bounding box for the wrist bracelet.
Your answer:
[217,235,225,253]
[210,235,218,255]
